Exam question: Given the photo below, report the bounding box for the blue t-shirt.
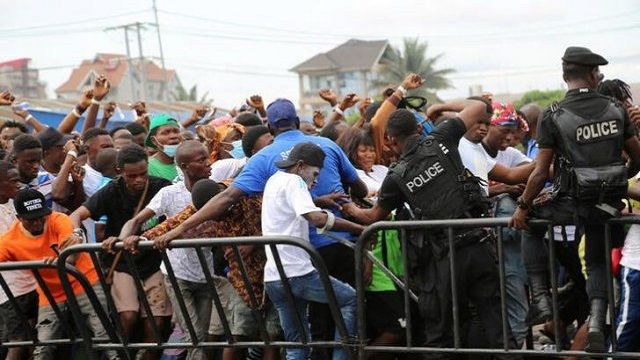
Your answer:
[233,130,360,248]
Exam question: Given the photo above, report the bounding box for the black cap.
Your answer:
[14,188,52,220]
[38,127,72,150]
[275,142,325,169]
[562,46,608,66]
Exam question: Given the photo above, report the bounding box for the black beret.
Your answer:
[562,46,608,66]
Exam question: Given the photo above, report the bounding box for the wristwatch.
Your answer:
[516,197,532,212]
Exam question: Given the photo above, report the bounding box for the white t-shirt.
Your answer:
[494,147,532,167]
[262,171,320,282]
[458,137,496,195]
[209,157,247,182]
[82,164,104,243]
[0,200,37,304]
[622,225,640,270]
[356,165,388,195]
[146,181,215,283]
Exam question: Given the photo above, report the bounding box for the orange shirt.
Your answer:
[0,212,99,306]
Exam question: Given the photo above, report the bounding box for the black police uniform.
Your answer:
[377,118,519,359]
[521,47,635,351]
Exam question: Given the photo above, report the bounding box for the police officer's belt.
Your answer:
[433,228,492,249]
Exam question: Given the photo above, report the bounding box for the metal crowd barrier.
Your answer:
[3,217,640,359]
[0,236,353,360]
[354,216,640,360]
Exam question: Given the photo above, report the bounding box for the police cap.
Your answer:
[562,46,608,66]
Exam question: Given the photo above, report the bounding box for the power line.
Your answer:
[158,8,640,42]
[0,9,150,33]
[161,26,337,46]
[167,62,296,79]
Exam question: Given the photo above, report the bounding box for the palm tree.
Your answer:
[171,84,212,105]
[374,38,455,104]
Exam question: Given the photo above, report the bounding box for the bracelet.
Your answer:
[25,114,34,122]
[396,85,408,97]
[66,150,78,159]
[72,108,82,117]
[75,105,87,114]
[90,98,101,106]
[317,210,336,234]
[332,106,344,116]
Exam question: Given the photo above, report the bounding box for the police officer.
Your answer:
[510,46,640,352]
[344,99,520,359]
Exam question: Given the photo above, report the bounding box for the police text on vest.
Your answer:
[406,162,444,193]
[576,120,619,142]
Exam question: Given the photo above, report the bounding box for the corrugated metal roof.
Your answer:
[0,99,229,132]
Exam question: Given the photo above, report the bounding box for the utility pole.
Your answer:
[152,0,170,103]
[134,22,147,101]
[105,24,138,100]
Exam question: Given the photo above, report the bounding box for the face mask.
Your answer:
[226,140,245,159]
[162,144,179,158]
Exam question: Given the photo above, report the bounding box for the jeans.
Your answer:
[614,266,640,352]
[265,270,356,360]
[494,194,529,347]
[165,277,213,360]
[33,284,118,360]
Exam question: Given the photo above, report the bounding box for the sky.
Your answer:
[1,0,639,110]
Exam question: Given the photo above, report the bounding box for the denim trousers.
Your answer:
[494,194,529,347]
[265,270,356,360]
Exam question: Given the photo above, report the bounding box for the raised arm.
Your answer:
[426,98,490,132]
[371,73,424,163]
[82,75,111,134]
[58,90,94,134]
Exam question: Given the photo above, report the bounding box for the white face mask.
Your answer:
[153,136,179,158]
[162,144,179,158]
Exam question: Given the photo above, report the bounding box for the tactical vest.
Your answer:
[387,136,489,220]
[551,102,628,202]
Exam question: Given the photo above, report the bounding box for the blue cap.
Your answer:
[266,99,298,128]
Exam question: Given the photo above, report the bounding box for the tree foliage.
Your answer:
[171,84,212,105]
[513,89,565,109]
[374,38,455,104]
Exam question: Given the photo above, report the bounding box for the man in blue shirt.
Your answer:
[155,98,367,243]
[154,98,368,354]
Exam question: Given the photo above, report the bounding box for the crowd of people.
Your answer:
[0,45,639,360]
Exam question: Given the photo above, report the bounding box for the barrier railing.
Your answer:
[2,217,640,359]
[1,235,354,359]
[354,216,640,359]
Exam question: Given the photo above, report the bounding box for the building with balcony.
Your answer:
[290,39,390,114]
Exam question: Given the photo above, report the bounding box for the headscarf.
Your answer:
[196,122,246,163]
[491,102,521,127]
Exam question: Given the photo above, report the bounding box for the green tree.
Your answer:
[513,89,565,109]
[171,84,212,105]
[374,38,455,104]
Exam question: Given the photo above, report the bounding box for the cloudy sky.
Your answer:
[1,0,639,109]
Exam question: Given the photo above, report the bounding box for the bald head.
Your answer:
[520,103,542,138]
[175,140,207,164]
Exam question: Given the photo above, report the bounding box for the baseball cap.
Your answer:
[562,46,608,66]
[38,127,72,150]
[266,99,298,128]
[14,188,52,220]
[275,142,325,169]
[145,114,179,148]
